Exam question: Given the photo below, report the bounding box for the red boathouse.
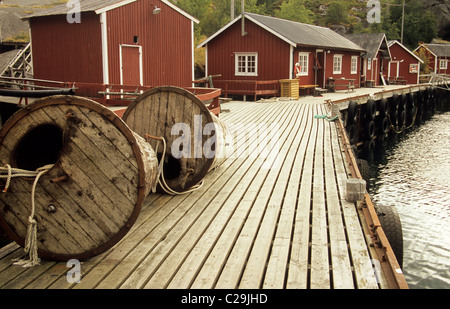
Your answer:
[24,0,198,88]
[383,40,423,85]
[199,13,365,99]
[414,42,450,75]
[343,33,391,87]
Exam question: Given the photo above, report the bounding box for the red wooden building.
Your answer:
[24,0,198,88]
[383,40,423,85]
[414,43,450,75]
[199,13,365,97]
[343,33,391,87]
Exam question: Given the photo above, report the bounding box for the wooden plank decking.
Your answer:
[0,98,382,289]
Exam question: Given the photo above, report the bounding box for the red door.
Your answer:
[121,45,141,86]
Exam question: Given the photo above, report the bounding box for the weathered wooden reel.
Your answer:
[0,96,158,261]
[122,86,229,194]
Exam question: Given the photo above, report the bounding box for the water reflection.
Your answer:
[365,111,450,289]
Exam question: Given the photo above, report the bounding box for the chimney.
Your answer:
[241,0,247,36]
[231,0,235,20]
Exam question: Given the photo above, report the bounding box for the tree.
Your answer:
[415,47,433,74]
[275,0,314,24]
[257,0,282,14]
[174,0,211,37]
[385,0,436,48]
[326,1,349,26]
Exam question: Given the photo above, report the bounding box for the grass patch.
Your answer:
[4,30,30,43]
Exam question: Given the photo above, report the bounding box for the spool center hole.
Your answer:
[157,153,181,180]
[14,124,63,171]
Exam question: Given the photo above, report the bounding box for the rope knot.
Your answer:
[1,164,53,267]
[27,216,37,226]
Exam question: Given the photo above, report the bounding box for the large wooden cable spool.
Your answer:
[0,95,158,261]
[122,86,229,193]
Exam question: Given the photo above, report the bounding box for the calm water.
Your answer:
[364,110,450,289]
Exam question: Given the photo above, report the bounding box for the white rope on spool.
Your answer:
[1,164,54,267]
[146,135,204,196]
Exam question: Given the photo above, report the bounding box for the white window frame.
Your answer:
[351,56,358,74]
[333,54,343,74]
[439,59,448,70]
[235,52,258,76]
[298,52,309,76]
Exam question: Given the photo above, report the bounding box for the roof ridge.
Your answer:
[244,12,330,31]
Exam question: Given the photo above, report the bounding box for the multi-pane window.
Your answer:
[298,53,309,76]
[333,54,342,74]
[351,56,358,74]
[235,53,258,76]
[440,59,448,70]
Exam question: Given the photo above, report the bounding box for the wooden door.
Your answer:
[315,50,325,88]
[121,45,142,86]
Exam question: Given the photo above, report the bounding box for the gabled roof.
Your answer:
[343,33,391,60]
[415,43,450,58]
[199,13,365,52]
[388,40,423,63]
[23,0,198,23]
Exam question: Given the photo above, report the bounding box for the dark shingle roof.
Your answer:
[343,33,390,59]
[24,0,123,18]
[200,13,365,52]
[23,0,198,22]
[423,43,450,57]
[246,13,364,51]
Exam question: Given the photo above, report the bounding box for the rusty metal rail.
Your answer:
[336,117,409,289]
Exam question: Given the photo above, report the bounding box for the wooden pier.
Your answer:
[0,87,413,289]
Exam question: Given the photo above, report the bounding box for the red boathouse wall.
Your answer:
[105,0,194,87]
[30,12,103,84]
[29,0,194,88]
[206,19,292,82]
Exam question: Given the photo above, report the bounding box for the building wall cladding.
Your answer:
[294,47,317,85]
[323,50,361,87]
[30,12,103,83]
[363,52,382,86]
[292,48,360,87]
[206,19,291,81]
[416,45,449,75]
[106,0,193,87]
[421,47,437,73]
[385,43,420,84]
[436,56,449,75]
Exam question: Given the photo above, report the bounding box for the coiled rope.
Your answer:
[147,135,204,196]
[0,164,54,267]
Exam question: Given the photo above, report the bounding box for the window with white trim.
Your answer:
[235,53,258,76]
[439,59,448,70]
[333,54,342,74]
[351,56,358,74]
[298,53,309,76]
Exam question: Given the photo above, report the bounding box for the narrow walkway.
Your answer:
[0,98,383,289]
